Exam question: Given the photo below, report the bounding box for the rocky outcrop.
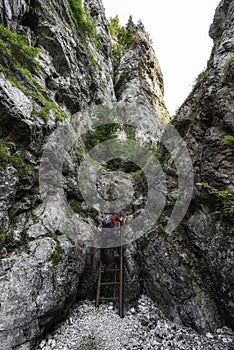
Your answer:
[137,0,234,333]
[0,0,233,347]
[0,235,85,350]
[0,0,30,30]
[114,28,169,142]
[0,78,36,145]
[0,0,169,348]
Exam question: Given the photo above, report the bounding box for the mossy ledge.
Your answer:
[0,23,66,122]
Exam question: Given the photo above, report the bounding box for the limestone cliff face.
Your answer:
[0,0,233,348]
[0,0,168,348]
[138,0,234,333]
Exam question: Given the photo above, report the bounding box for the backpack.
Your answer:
[102,213,113,228]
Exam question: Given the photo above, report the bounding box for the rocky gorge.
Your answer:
[0,0,233,349]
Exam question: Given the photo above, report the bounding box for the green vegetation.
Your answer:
[84,123,119,149]
[66,0,100,68]
[88,50,100,70]
[70,199,82,213]
[67,0,97,41]
[180,114,197,137]
[108,15,138,62]
[0,24,66,122]
[0,23,40,73]
[77,123,139,172]
[75,121,159,173]
[110,44,122,62]
[108,16,123,39]
[83,123,132,150]
[223,135,234,145]
[0,230,14,248]
[108,15,137,48]
[214,37,221,47]
[158,224,169,241]
[0,139,36,178]
[197,182,234,222]
[193,69,209,89]
[145,141,158,157]
[106,158,140,173]
[50,242,63,265]
[223,55,234,80]
[77,121,161,174]
[32,99,67,123]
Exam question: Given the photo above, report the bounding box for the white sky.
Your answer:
[102,0,221,116]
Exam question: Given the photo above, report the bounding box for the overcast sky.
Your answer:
[102,0,221,116]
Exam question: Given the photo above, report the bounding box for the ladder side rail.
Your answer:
[96,257,102,308]
[119,221,124,318]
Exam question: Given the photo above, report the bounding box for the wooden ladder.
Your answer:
[96,224,124,318]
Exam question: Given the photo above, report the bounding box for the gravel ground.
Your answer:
[37,295,234,350]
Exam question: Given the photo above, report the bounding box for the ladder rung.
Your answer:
[101,282,120,286]
[99,297,119,301]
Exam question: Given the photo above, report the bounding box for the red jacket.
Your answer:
[112,213,123,225]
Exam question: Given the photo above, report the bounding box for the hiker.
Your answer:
[100,212,123,271]
[112,212,123,229]
[111,212,123,257]
[102,212,123,230]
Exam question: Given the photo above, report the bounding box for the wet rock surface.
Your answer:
[37,296,234,350]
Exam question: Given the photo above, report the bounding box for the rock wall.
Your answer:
[0,0,233,348]
[137,0,234,333]
[0,0,168,348]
